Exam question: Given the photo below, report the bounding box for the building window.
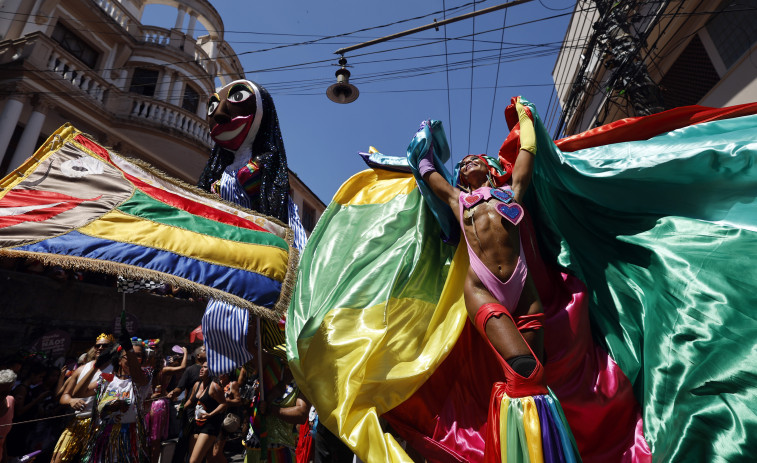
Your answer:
[129,68,160,97]
[51,22,99,68]
[707,1,757,69]
[302,204,316,232]
[182,85,200,113]
[660,36,719,109]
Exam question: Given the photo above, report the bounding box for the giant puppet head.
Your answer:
[198,79,290,223]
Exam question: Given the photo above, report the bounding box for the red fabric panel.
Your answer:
[0,189,99,229]
[74,135,112,161]
[295,422,314,463]
[555,102,757,152]
[72,134,269,233]
[484,383,504,463]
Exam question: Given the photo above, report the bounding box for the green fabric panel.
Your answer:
[286,188,455,360]
[117,189,287,249]
[526,107,757,461]
[507,399,528,463]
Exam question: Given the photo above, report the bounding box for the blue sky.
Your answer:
[143,0,575,204]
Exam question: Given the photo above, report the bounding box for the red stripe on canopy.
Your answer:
[0,189,100,229]
[73,134,270,234]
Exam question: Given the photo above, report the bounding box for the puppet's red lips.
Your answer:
[0,189,101,228]
[210,115,254,150]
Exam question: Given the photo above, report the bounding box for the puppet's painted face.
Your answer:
[207,80,263,152]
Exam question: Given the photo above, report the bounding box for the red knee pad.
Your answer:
[474,303,548,398]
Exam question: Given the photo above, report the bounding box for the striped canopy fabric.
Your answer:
[0,124,297,319]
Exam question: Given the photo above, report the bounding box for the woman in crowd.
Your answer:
[146,346,188,463]
[52,334,114,463]
[5,361,49,459]
[185,362,226,463]
[74,341,150,463]
[210,371,242,463]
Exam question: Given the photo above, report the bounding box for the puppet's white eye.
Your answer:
[60,156,104,178]
[228,86,253,103]
[208,99,219,116]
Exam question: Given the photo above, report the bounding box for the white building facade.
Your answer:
[0,0,324,232]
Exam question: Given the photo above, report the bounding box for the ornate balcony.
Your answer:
[46,50,107,103]
[128,95,212,147]
[93,0,136,32]
[140,25,172,46]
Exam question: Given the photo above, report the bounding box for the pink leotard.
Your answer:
[458,186,528,312]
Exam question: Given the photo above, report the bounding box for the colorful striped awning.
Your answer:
[0,124,297,319]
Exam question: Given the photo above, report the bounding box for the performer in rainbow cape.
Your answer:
[197,79,307,374]
[287,93,757,462]
[415,97,580,462]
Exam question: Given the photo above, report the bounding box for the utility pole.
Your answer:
[554,0,668,138]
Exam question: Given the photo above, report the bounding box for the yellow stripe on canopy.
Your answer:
[333,169,417,206]
[79,210,288,281]
[0,124,77,195]
[290,243,470,462]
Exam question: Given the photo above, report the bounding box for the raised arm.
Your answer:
[422,170,460,213]
[269,393,311,425]
[162,347,188,374]
[511,98,537,204]
[125,350,148,387]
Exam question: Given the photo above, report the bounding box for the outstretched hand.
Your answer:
[94,348,115,370]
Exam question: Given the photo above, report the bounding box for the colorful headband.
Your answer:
[455,154,508,189]
[95,333,116,344]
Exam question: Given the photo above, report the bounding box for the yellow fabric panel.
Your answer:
[290,243,470,462]
[500,395,511,459]
[79,210,288,281]
[332,169,416,206]
[523,396,545,463]
[0,124,78,195]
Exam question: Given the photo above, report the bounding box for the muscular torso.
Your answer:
[461,196,522,283]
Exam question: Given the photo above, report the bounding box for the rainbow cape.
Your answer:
[0,124,296,319]
[287,99,757,462]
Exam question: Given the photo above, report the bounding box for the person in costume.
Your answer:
[51,334,115,463]
[184,362,227,463]
[75,335,150,463]
[416,97,581,462]
[242,355,310,463]
[197,79,306,375]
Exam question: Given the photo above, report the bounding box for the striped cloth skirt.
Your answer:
[485,383,582,463]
